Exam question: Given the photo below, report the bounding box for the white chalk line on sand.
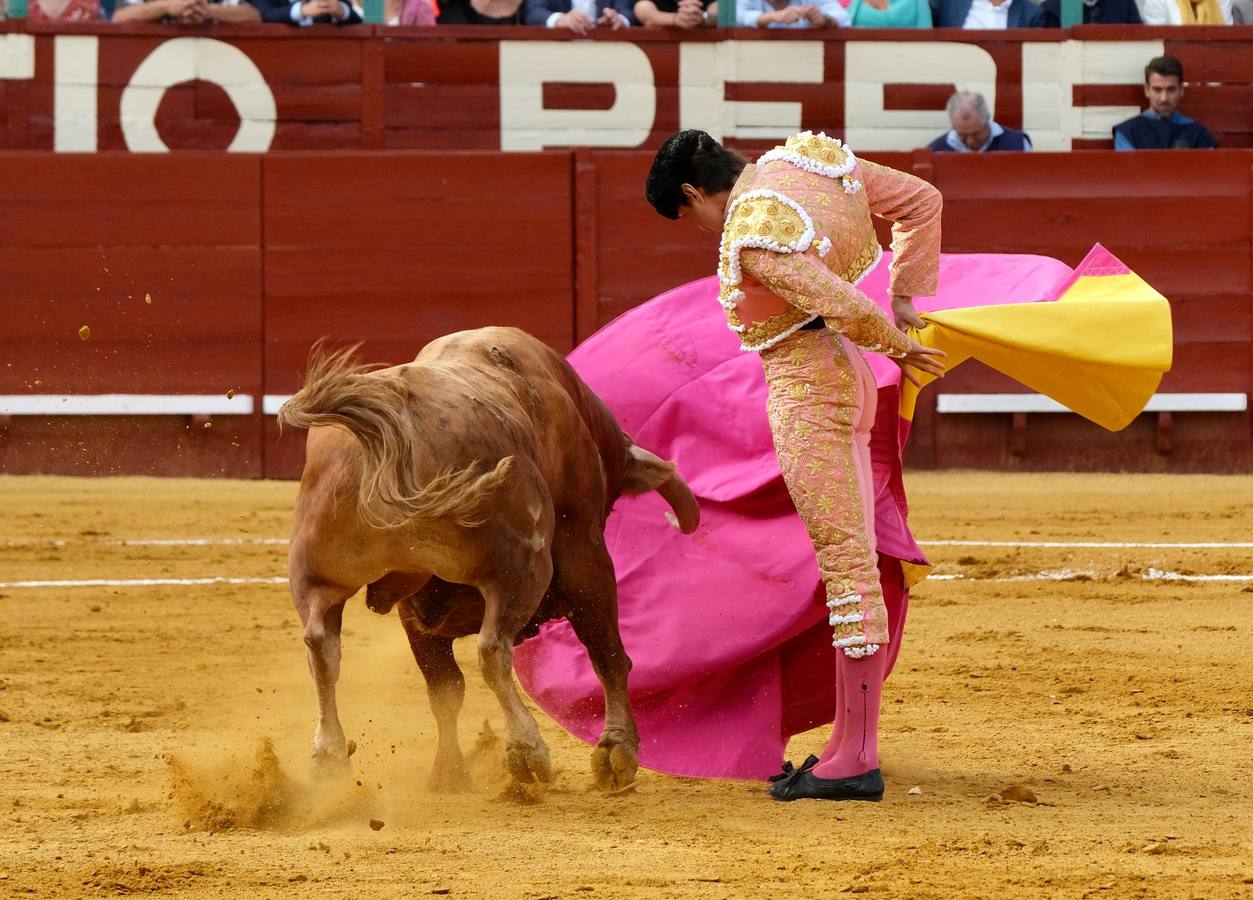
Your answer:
[0,577,289,588]
[929,567,1253,583]
[6,537,1253,550]
[2,569,1249,590]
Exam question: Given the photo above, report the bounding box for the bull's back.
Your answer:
[416,328,630,501]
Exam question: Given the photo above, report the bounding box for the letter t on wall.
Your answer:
[55,36,99,153]
[0,35,35,81]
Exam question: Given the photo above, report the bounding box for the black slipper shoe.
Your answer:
[767,767,884,802]
[766,754,820,784]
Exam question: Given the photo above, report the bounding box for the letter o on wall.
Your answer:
[120,38,277,153]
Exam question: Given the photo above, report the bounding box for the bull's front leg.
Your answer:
[292,578,356,778]
[569,604,639,792]
[561,541,640,792]
[397,607,471,793]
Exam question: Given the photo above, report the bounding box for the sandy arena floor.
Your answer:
[0,472,1250,899]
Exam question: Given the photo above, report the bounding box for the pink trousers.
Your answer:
[759,329,886,655]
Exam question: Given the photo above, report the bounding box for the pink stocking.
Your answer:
[814,557,908,772]
[813,646,887,779]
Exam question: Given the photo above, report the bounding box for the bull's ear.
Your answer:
[622,444,676,495]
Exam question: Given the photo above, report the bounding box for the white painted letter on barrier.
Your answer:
[1022,39,1163,151]
[845,42,996,152]
[120,38,276,153]
[679,41,824,144]
[499,42,655,151]
[54,36,98,153]
[0,34,35,81]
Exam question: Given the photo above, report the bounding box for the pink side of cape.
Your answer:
[513,251,1075,780]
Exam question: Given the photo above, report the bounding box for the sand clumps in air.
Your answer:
[167,738,376,833]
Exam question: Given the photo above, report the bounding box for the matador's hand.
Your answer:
[891,294,926,330]
[895,339,946,387]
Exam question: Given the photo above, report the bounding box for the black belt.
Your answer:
[800,316,827,331]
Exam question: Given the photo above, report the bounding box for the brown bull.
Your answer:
[278,327,699,792]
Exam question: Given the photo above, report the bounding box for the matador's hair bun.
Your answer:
[645,130,746,221]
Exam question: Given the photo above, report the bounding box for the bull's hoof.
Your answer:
[505,742,553,785]
[427,761,472,794]
[591,738,638,793]
[310,748,352,781]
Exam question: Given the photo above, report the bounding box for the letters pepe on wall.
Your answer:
[0,32,1167,153]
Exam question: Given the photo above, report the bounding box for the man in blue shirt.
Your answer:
[927,91,1032,153]
[1113,56,1218,151]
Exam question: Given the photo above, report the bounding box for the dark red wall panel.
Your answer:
[1,149,1250,476]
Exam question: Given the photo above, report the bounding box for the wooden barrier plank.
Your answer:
[0,151,266,476]
[585,151,713,331]
[262,150,575,391]
[0,416,263,477]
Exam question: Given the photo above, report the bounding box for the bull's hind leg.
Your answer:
[559,539,640,792]
[291,578,356,778]
[478,570,554,785]
[397,605,470,793]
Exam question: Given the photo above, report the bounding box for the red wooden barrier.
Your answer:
[0,152,265,476]
[260,151,576,477]
[0,149,1249,476]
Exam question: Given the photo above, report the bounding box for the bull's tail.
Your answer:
[278,343,513,529]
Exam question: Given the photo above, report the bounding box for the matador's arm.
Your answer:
[739,246,912,357]
[859,159,942,299]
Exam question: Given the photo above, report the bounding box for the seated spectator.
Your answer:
[1234,0,1252,20]
[737,0,849,25]
[26,0,102,20]
[114,0,261,22]
[845,0,931,26]
[438,0,522,21]
[525,0,634,30]
[386,0,438,23]
[1141,0,1231,22]
[249,0,362,22]
[1041,0,1140,24]
[634,0,717,28]
[1113,56,1218,150]
[930,0,1043,27]
[927,91,1032,152]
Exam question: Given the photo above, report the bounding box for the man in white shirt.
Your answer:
[930,0,1045,27]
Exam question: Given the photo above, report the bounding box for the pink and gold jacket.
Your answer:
[718,132,942,355]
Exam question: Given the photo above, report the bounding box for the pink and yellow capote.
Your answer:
[513,135,1173,780]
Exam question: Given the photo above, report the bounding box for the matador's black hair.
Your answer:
[645,130,748,220]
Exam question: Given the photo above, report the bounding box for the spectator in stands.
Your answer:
[114,0,261,21]
[844,0,931,26]
[930,0,1043,27]
[736,0,850,25]
[1141,0,1231,22]
[525,0,634,30]
[634,0,717,28]
[1113,56,1218,150]
[1041,0,1140,24]
[927,91,1031,152]
[386,0,437,23]
[26,0,102,20]
[250,0,362,22]
[1234,0,1253,20]
[438,0,522,21]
